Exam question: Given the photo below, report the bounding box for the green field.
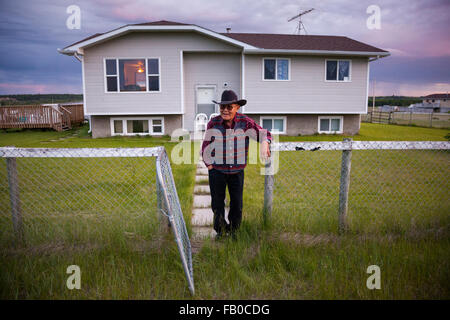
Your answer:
[0,123,449,299]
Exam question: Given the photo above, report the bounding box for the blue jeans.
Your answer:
[208,168,244,234]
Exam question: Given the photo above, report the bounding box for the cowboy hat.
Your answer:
[212,90,246,106]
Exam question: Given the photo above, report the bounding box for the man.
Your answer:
[201,90,272,239]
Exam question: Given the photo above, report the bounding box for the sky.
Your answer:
[0,0,449,96]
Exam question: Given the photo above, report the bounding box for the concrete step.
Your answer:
[192,226,216,240]
[193,195,211,208]
[195,175,209,183]
[192,208,213,226]
[191,207,229,226]
[197,162,206,169]
[196,168,208,176]
[194,185,210,194]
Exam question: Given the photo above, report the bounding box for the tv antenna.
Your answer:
[288,8,314,35]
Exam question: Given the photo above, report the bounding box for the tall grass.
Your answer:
[0,124,449,299]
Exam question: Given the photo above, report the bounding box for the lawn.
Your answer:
[0,123,449,299]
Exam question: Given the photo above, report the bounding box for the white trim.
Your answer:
[366,58,370,114]
[180,50,184,128]
[324,59,352,82]
[110,116,165,136]
[81,56,87,116]
[244,111,366,114]
[260,116,287,134]
[317,115,344,134]
[262,57,291,81]
[241,52,245,113]
[103,57,161,93]
[87,112,182,116]
[62,25,258,53]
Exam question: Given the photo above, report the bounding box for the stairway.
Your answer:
[191,158,229,239]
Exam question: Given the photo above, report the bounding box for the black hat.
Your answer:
[212,90,246,106]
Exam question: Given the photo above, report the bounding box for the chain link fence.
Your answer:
[0,147,194,295]
[262,140,450,235]
[362,111,450,128]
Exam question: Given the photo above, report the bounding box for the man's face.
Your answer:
[219,103,240,121]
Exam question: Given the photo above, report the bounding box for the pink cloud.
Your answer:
[0,83,81,94]
[371,81,450,97]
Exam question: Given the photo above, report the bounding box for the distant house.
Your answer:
[422,93,450,112]
[58,20,390,138]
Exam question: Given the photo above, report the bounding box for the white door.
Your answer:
[196,86,216,118]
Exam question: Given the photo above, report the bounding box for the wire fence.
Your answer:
[262,140,450,235]
[0,147,194,295]
[362,111,450,128]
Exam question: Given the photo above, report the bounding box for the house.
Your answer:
[422,93,450,113]
[58,20,389,138]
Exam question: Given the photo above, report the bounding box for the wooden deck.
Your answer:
[0,103,84,131]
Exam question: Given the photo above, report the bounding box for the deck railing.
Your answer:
[0,103,84,131]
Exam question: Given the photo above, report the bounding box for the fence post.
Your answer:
[156,175,170,234]
[6,157,23,243]
[429,112,433,127]
[263,155,274,224]
[338,138,352,234]
[409,111,412,125]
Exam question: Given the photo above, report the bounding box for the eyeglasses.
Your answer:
[220,104,234,111]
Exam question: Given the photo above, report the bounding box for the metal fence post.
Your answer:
[338,138,352,234]
[263,155,274,224]
[6,157,24,243]
[156,170,170,234]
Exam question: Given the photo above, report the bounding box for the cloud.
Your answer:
[0,0,449,95]
[372,81,450,96]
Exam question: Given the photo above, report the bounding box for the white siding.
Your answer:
[244,55,369,114]
[183,52,241,131]
[84,32,241,115]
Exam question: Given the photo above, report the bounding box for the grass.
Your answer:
[0,123,449,299]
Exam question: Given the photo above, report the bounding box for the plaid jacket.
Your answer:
[201,113,272,174]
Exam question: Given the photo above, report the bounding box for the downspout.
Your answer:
[369,55,381,62]
[58,49,90,133]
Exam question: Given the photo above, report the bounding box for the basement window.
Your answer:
[110,117,164,136]
[318,116,343,133]
[260,117,286,134]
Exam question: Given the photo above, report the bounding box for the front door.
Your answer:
[196,86,216,118]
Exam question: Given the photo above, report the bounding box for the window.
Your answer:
[110,117,164,135]
[105,58,160,92]
[318,116,343,133]
[263,58,290,80]
[326,60,351,81]
[260,117,286,134]
[113,120,123,134]
[105,59,118,92]
[152,119,162,133]
[127,120,149,133]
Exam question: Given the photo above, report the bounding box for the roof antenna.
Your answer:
[288,8,314,35]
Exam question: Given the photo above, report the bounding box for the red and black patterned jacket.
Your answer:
[201,113,272,174]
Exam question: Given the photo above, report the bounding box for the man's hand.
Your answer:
[207,165,213,170]
[261,140,271,160]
